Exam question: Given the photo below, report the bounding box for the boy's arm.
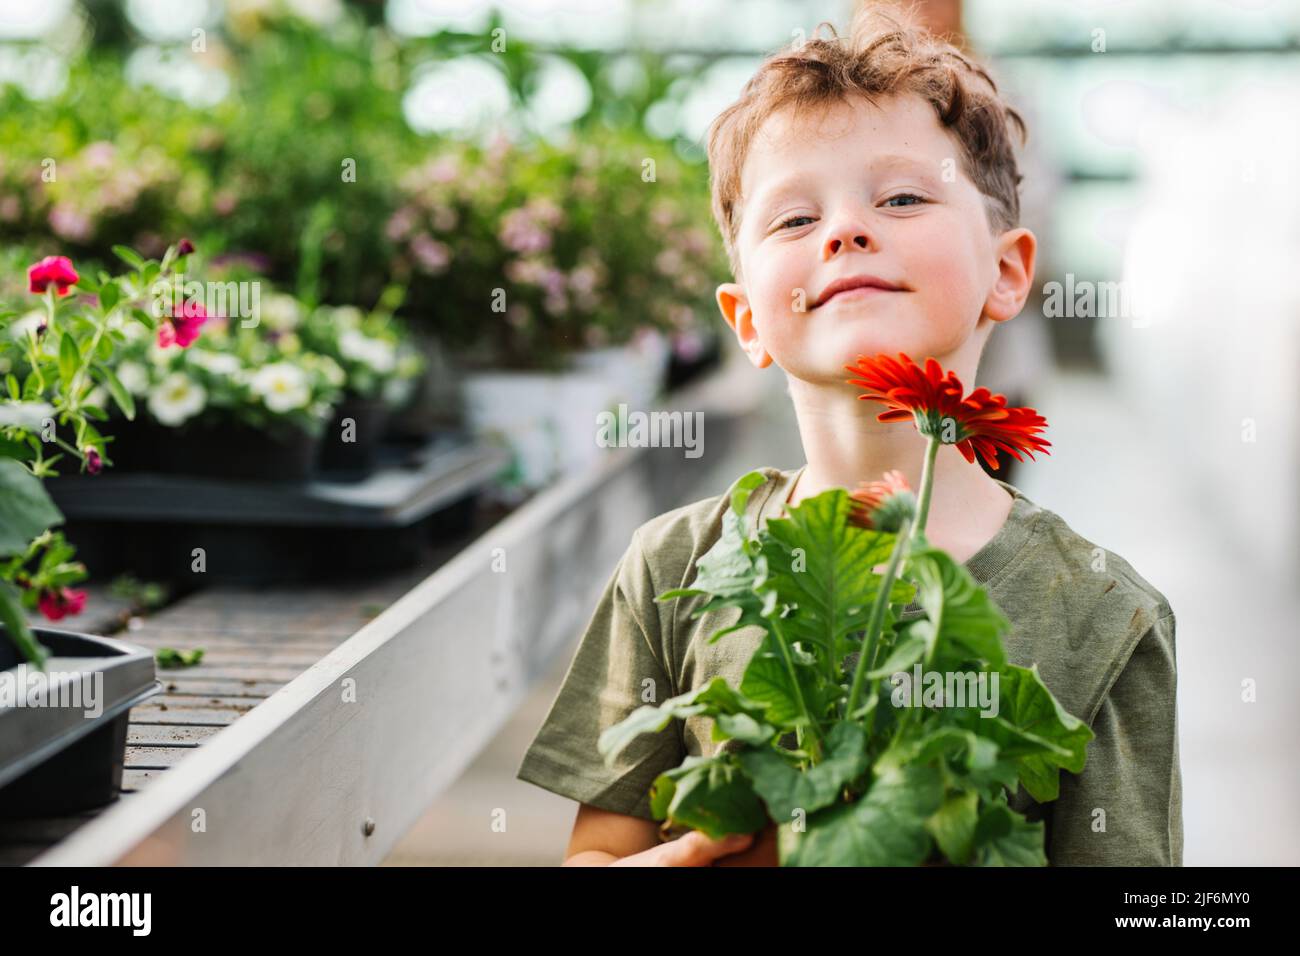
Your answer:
[517,529,692,830]
[1045,607,1183,865]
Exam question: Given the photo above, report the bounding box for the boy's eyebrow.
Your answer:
[749,153,945,222]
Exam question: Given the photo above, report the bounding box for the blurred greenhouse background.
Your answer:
[1,0,1297,866]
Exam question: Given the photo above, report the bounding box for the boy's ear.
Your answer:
[716,282,773,369]
[982,227,1037,324]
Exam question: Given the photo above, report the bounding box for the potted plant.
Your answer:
[103,258,345,483]
[297,289,425,480]
[385,131,722,490]
[598,353,1089,866]
[0,250,163,816]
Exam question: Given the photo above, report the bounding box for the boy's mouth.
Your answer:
[813,274,905,308]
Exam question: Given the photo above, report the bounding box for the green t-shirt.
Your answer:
[516,465,1183,866]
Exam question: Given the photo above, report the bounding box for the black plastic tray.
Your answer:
[44,433,511,584]
[0,628,161,818]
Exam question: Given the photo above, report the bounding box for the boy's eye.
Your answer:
[883,193,925,208]
[778,215,816,230]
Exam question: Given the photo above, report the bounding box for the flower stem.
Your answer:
[844,514,912,724]
[910,434,941,544]
[770,613,824,765]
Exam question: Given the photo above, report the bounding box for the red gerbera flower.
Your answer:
[28,255,80,296]
[844,352,1051,471]
[848,469,917,533]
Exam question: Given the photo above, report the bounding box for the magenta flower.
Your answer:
[38,587,87,621]
[28,255,80,296]
[158,299,210,349]
[85,446,103,475]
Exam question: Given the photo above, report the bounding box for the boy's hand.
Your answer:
[609,830,754,866]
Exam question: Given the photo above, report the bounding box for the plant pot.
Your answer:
[461,367,618,490]
[101,414,160,472]
[318,394,390,481]
[713,821,781,867]
[569,328,672,410]
[156,417,321,482]
[0,626,161,819]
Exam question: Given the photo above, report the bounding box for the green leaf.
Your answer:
[739,629,826,729]
[58,331,80,387]
[93,365,136,420]
[112,245,146,270]
[596,676,767,767]
[0,582,49,668]
[903,545,1010,670]
[649,755,709,820]
[758,489,916,657]
[994,664,1094,802]
[971,800,1047,866]
[729,469,769,519]
[926,791,980,864]
[657,506,769,637]
[713,711,778,746]
[865,626,928,679]
[651,754,768,839]
[781,764,943,866]
[738,721,870,819]
[98,281,121,313]
[0,459,63,555]
[5,374,18,400]
[155,647,204,668]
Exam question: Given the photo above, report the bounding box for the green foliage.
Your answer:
[0,245,174,665]
[598,469,1095,866]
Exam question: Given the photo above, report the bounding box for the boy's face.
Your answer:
[716,92,1034,386]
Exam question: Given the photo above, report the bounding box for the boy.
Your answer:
[516,6,1182,867]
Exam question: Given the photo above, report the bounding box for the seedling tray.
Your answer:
[45,432,511,583]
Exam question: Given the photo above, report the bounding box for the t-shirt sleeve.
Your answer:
[1045,607,1183,865]
[515,527,685,822]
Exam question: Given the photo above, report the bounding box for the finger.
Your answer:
[670,831,754,866]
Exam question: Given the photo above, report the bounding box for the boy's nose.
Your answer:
[822,215,874,259]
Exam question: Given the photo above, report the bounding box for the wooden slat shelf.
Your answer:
[0,518,489,866]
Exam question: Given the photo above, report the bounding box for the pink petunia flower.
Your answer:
[28,255,80,296]
[157,299,210,349]
[38,587,88,621]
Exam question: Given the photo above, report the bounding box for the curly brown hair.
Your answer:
[706,2,1027,281]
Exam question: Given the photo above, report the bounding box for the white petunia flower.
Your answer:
[84,384,109,409]
[121,319,148,341]
[147,341,174,366]
[260,293,303,332]
[249,362,311,413]
[148,372,207,426]
[317,355,346,387]
[116,361,150,395]
[339,329,397,373]
[190,351,243,376]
